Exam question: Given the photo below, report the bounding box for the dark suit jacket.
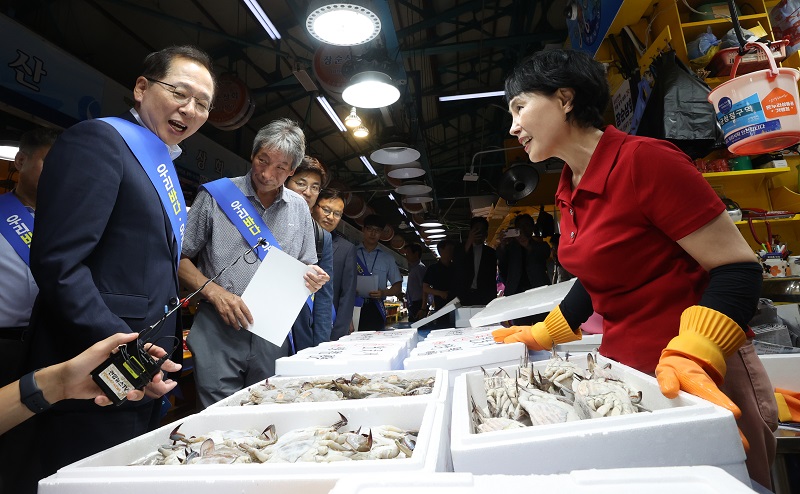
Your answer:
[330,233,356,341]
[497,239,551,295]
[28,113,180,371]
[454,243,497,306]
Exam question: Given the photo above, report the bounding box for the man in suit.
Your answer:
[455,216,498,306]
[312,188,357,341]
[26,45,210,481]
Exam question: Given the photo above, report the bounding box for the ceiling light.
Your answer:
[387,167,425,179]
[359,155,377,176]
[370,144,420,165]
[342,71,400,108]
[395,182,432,195]
[306,1,381,46]
[316,95,347,132]
[388,193,396,201]
[396,207,405,216]
[242,0,281,40]
[439,90,504,102]
[403,195,433,204]
[344,107,361,128]
[424,228,445,234]
[428,233,446,239]
[0,141,19,161]
[353,123,370,138]
[419,220,443,228]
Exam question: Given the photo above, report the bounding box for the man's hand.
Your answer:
[368,289,384,299]
[305,265,330,293]
[204,282,253,329]
[141,342,182,400]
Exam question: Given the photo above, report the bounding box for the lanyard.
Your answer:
[358,248,379,275]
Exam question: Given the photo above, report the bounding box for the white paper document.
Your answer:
[240,247,312,346]
[356,274,379,298]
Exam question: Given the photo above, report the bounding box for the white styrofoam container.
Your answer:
[554,333,603,353]
[423,327,499,341]
[450,354,750,486]
[206,368,448,410]
[454,307,484,327]
[338,329,420,353]
[469,279,576,327]
[403,342,527,387]
[329,467,755,494]
[276,340,406,376]
[758,353,800,390]
[42,400,447,494]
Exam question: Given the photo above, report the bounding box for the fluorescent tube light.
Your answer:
[360,155,377,176]
[396,207,405,216]
[438,90,504,102]
[243,0,281,40]
[389,193,396,201]
[316,96,347,132]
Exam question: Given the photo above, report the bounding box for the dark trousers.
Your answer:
[358,299,386,331]
[408,300,423,322]
[291,303,313,352]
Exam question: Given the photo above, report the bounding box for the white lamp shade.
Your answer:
[342,71,400,108]
[353,124,370,138]
[402,195,433,204]
[370,145,420,165]
[427,233,447,239]
[395,182,432,195]
[306,2,381,46]
[419,220,443,227]
[424,228,445,233]
[387,167,425,179]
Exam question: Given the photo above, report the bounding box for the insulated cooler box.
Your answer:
[449,354,750,487]
[41,400,448,494]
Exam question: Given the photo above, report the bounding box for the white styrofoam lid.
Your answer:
[469,279,576,327]
[412,297,460,328]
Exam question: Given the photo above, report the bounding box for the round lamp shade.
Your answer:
[306,2,381,46]
[395,182,432,195]
[370,144,420,165]
[387,167,426,179]
[380,224,395,242]
[402,195,433,204]
[403,201,426,214]
[343,194,366,218]
[390,235,406,250]
[342,71,400,108]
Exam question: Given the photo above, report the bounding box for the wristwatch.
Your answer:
[19,369,52,414]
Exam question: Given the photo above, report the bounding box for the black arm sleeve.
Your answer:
[559,279,594,330]
[699,262,762,331]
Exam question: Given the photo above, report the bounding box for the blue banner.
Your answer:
[0,192,34,265]
[99,117,186,267]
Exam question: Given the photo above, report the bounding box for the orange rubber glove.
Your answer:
[655,305,748,451]
[491,306,581,351]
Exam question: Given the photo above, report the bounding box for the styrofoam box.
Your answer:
[469,279,576,327]
[42,400,448,494]
[758,353,800,390]
[404,342,527,387]
[423,327,499,341]
[338,329,420,353]
[329,467,755,494]
[206,368,449,410]
[554,333,603,353]
[276,340,406,376]
[454,307,484,327]
[450,354,751,486]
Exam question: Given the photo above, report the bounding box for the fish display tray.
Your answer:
[206,368,448,410]
[404,341,526,388]
[41,401,448,494]
[329,467,755,494]
[275,340,407,376]
[449,354,750,486]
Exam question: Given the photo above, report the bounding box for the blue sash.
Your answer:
[201,178,275,261]
[202,178,304,352]
[355,249,386,322]
[0,193,34,265]
[99,117,186,267]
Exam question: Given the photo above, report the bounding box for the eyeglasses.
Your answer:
[316,205,342,219]
[290,179,321,194]
[145,77,213,114]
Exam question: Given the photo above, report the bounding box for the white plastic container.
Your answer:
[276,340,406,376]
[554,333,603,353]
[758,353,800,390]
[42,401,447,494]
[404,342,526,388]
[469,279,576,327]
[454,307,484,327]
[338,329,419,353]
[329,467,755,494]
[449,354,750,486]
[207,368,448,410]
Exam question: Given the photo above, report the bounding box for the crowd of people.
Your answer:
[0,42,778,492]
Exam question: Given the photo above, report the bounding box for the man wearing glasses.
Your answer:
[356,215,402,331]
[284,156,334,349]
[312,188,356,341]
[26,46,210,481]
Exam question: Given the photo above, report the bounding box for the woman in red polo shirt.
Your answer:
[493,48,777,489]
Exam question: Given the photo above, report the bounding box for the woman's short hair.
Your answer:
[251,118,306,170]
[504,49,609,129]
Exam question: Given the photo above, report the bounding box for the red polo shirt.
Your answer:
[556,126,725,373]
